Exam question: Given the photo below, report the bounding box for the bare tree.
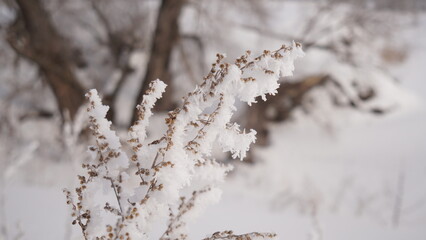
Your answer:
[6,0,85,121]
[131,0,186,125]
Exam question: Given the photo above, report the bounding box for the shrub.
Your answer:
[64,42,304,240]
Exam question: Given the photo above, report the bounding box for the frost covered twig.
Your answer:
[203,230,277,240]
[160,187,211,240]
[64,43,303,239]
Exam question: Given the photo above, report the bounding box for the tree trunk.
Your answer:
[131,0,186,125]
[7,0,85,121]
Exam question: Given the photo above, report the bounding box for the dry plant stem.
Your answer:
[185,96,224,152]
[160,187,211,239]
[140,44,297,230]
[64,43,302,239]
[97,142,124,220]
[163,45,296,156]
[151,152,161,169]
[136,65,229,203]
[136,45,296,212]
[203,231,277,240]
[107,177,124,220]
[64,190,89,240]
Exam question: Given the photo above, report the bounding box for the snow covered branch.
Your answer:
[64,43,304,239]
[203,230,277,240]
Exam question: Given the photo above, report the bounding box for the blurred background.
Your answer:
[1,0,426,239]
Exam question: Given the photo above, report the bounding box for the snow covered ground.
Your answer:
[2,9,426,240]
[189,14,426,240]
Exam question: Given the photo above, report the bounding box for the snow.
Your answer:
[129,79,167,142]
[43,41,303,239]
[2,5,426,240]
[187,14,426,240]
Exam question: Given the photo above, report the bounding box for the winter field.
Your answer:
[189,14,426,240]
[1,1,426,240]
